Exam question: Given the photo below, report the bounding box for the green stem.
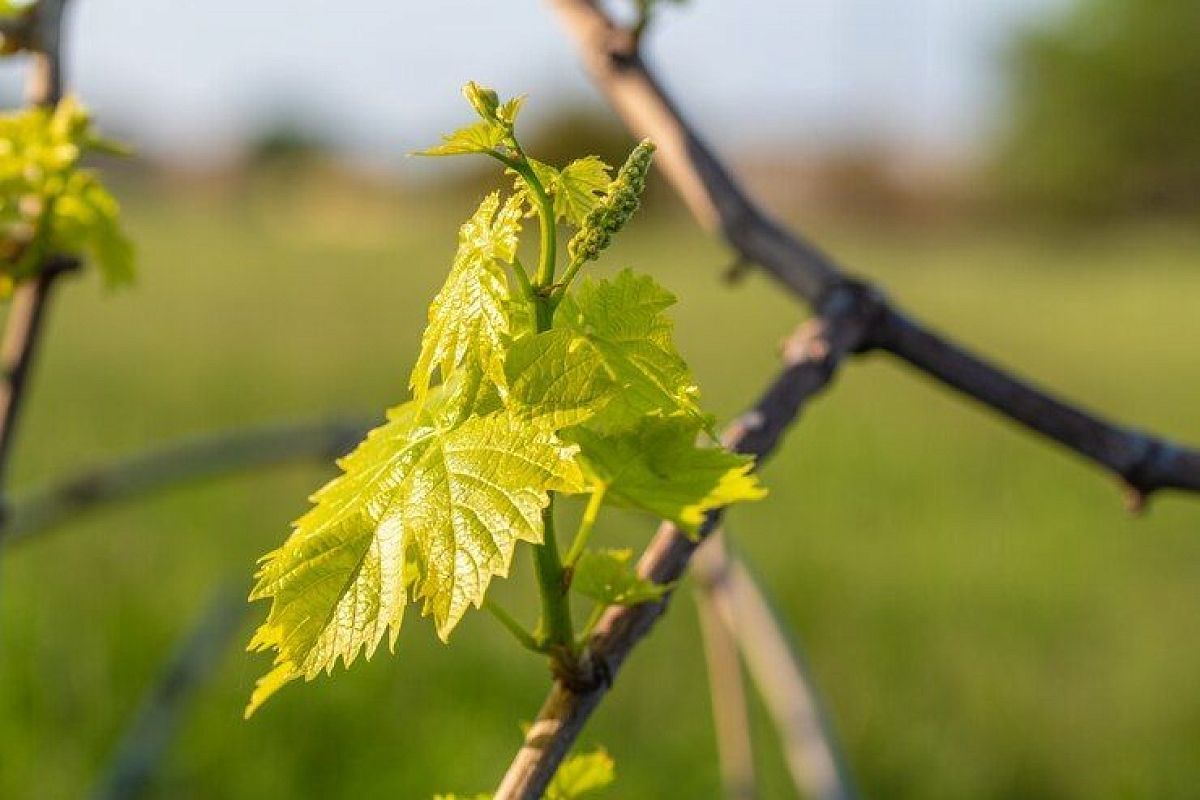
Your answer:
[484,600,545,654]
[564,485,606,568]
[489,149,557,290]
[532,498,574,652]
[491,145,574,656]
[577,604,606,646]
[519,166,557,290]
[550,255,587,309]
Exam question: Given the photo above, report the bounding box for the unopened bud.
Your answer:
[463,81,501,123]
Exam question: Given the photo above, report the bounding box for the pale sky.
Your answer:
[1,0,1061,164]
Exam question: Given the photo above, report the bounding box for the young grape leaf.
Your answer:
[434,747,614,800]
[504,328,615,428]
[546,748,616,799]
[555,269,704,430]
[495,96,525,128]
[416,120,507,157]
[416,83,525,158]
[516,156,613,227]
[552,156,612,226]
[572,549,669,606]
[568,416,765,534]
[410,192,522,396]
[463,81,502,122]
[245,386,583,716]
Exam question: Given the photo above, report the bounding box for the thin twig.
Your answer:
[695,532,855,800]
[2,418,371,546]
[694,549,757,800]
[25,0,69,107]
[547,0,1200,506]
[89,584,246,800]
[0,0,74,495]
[494,291,876,799]
[0,0,75,626]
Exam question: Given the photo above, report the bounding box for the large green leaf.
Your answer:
[246,387,583,716]
[410,192,522,396]
[569,416,765,533]
[555,269,704,430]
[504,328,615,428]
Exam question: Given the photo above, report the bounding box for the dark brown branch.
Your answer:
[872,310,1200,507]
[0,256,78,488]
[25,0,69,106]
[494,289,878,799]
[2,418,370,546]
[547,0,1200,506]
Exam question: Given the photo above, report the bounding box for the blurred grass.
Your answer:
[0,178,1197,799]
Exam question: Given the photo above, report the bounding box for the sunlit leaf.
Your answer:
[552,156,612,226]
[417,83,526,158]
[416,120,506,157]
[555,269,705,430]
[410,192,523,396]
[434,747,615,800]
[547,748,616,799]
[245,385,583,715]
[516,156,613,226]
[504,328,615,428]
[569,416,765,533]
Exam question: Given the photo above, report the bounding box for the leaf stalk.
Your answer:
[564,485,606,568]
[485,600,546,655]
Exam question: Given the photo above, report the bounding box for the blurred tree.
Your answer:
[996,0,1200,219]
[522,104,635,171]
[243,118,335,170]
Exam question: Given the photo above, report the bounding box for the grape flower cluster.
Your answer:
[568,139,656,264]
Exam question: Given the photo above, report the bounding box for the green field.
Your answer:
[1,178,1198,799]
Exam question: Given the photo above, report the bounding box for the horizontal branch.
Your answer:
[1,417,370,546]
[548,0,1200,507]
[494,293,876,798]
[873,310,1200,506]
